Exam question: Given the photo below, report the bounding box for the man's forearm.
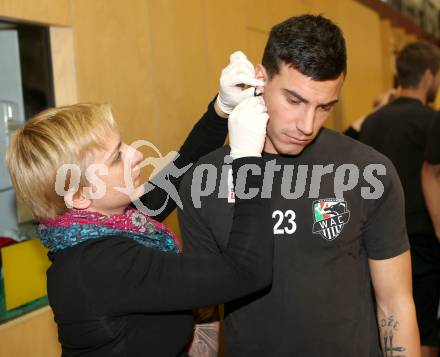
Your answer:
[422,163,440,240]
[377,302,421,357]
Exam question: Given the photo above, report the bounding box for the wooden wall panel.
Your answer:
[245,28,268,68]
[337,0,385,129]
[245,0,310,32]
[72,0,158,148]
[50,27,78,106]
[145,0,208,154]
[0,307,61,357]
[205,1,248,94]
[0,0,71,26]
[380,19,395,91]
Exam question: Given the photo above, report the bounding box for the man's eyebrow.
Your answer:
[283,88,339,107]
[319,99,339,107]
[283,88,308,103]
[107,141,122,162]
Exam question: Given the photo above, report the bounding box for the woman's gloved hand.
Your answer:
[228,96,269,159]
[216,51,264,116]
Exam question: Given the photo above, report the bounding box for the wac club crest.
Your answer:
[312,198,350,241]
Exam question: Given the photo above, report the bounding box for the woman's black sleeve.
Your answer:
[135,97,228,222]
[80,157,273,314]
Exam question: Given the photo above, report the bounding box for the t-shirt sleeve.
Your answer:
[362,158,410,260]
[79,157,273,315]
[424,116,440,165]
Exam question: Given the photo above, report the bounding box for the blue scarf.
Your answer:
[37,208,180,254]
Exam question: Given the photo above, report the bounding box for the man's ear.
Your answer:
[64,188,92,210]
[422,69,434,87]
[255,64,267,81]
[255,64,268,94]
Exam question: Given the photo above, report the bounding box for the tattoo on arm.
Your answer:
[380,315,406,357]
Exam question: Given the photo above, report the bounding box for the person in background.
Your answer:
[360,40,440,357]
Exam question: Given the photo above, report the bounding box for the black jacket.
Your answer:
[47,99,273,357]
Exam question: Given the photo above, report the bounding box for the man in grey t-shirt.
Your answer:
[179,14,420,357]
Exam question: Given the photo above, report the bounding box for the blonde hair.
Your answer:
[6,103,117,220]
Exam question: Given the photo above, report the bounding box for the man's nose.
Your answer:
[297,108,314,136]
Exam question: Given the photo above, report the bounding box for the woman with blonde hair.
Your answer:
[6,54,272,357]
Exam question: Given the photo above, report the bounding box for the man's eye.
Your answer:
[287,97,300,105]
[319,105,332,112]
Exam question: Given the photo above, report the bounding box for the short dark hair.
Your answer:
[262,15,347,81]
[396,41,440,88]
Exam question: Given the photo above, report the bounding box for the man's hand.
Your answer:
[228,96,268,159]
[215,51,264,117]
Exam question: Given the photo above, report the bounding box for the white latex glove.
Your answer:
[229,96,269,159]
[216,51,264,115]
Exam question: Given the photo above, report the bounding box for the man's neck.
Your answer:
[398,87,427,105]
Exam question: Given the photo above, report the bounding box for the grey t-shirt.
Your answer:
[178,128,409,357]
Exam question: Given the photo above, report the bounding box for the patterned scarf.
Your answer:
[37,207,180,254]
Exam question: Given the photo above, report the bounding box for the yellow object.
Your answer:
[1,239,50,310]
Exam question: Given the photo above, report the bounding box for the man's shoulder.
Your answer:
[320,130,401,195]
[320,128,393,166]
